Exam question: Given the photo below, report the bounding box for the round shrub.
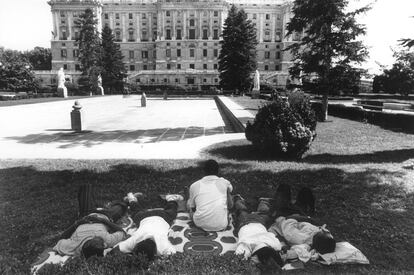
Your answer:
[245,92,317,159]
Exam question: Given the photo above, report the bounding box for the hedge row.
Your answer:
[311,102,414,133]
[0,92,56,101]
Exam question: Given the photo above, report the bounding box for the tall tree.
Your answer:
[219,5,257,93]
[101,25,126,93]
[286,0,370,121]
[75,8,101,92]
[24,47,51,70]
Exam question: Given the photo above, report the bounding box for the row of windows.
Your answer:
[104,11,220,20]
[61,49,79,58]
[128,63,218,71]
[135,78,219,84]
[114,28,220,41]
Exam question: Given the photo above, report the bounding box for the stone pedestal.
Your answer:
[57,87,68,98]
[141,93,147,107]
[163,91,168,100]
[98,86,104,96]
[251,88,260,99]
[70,101,85,132]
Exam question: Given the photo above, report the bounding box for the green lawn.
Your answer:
[0,114,413,274]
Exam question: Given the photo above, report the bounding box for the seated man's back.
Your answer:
[188,175,232,231]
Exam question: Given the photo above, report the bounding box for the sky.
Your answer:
[0,0,413,75]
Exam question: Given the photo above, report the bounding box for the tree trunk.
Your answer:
[322,92,329,121]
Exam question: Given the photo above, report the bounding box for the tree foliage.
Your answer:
[286,0,370,120]
[76,8,102,92]
[24,47,51,70]
[372,49,414,96]
[218,5,257,92]
[0,47,39,92]
[101,25,126,93]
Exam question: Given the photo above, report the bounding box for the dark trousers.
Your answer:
[131,201,178,226]
[234,199,272,234]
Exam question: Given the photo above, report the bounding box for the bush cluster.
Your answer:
[245,91,317,159]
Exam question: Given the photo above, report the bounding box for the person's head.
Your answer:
[133,238,157,261]
[102,201,128,223]
[253,246,283,270]
[82,237,105,259]
[203,159,219,176]
[312,231,336,254]
[273,184,292,210]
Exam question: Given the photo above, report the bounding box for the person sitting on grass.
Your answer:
[187,159,233,231]
[233,195,284,270]
[110,193,185,259]
[269,184,336,255]
[53,202,128,258]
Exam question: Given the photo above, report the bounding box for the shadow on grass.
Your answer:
[204,140,414,164]
[0,162,413,273]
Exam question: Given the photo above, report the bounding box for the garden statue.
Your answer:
[97,74,104,95]
[57,68,68,98]
[252,70,260,98]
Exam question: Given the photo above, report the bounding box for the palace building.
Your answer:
[43,0,298,89]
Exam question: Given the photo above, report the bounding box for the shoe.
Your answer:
[160,194,184,202]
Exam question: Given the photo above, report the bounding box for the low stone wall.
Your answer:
[214,96,245,133]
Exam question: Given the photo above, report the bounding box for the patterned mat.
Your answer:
[168,212,238,255]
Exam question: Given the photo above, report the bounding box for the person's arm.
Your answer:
[102,230,128,248]
[187,184,196,216]
[85,216,125,233]
[227,189,234,210]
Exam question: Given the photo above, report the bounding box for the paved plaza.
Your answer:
[0,96,245,159]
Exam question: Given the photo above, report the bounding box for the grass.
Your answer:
[0,111,414,273]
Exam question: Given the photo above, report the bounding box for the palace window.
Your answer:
[275,64,280,71]
[75,64,80,71]
[142,51,148,58]
[213,29,219,40]
[60,11,65,17]
[141,31,148,41]
[61,49,67,57]
[203,64,207,70]
[128,30,134,41]
[190,49,195,57]
[266,14,270,20]
[166,49,171,57]
[63,64,68,70]
[166,11,170,17]
[189,19,195,27]
[73,49,79,57]
[130,65,135,71]
[203,49,207,57]
[204,78,207,83]
[129,50,134,59]
[177,64,181,69]
[214,64,217,69]
[264,65,269,71]
[189,64,195,69]
[115,30,121,41]
[276,52,281,59]
[104,13,109,19]
[189,29,195,39]
[143,64,148,70]
[202,29,208,40]
[275,31,281,42]
[265,51,270,59]
[213,49,218,57]
[115,13,120,19]
[167,64,171,69]
[166,29,171,40]
[214,11,218,17]
[253,13,257,19]
[142,13,146,19]
[177,49,181,57]
[129,13,133,19]
[176,29,182,40]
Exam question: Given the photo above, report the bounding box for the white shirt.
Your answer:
[270,217,321,246]
[118,216,176,256]
[235,223,282,259]
[187,175,232,231]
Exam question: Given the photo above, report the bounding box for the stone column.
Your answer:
[136,13,140,42]
[122,13,127,42]
[183,11,187,39]
[161,10,165,40]
[109,13,114,29]
[67,12,72,40]
[259,13,264,43]
[148,13,152,41]
[172,10,176,39]
[54,11,60,40]
[209,10,213,39]
[198,10,202,39]
[271,14,276,42]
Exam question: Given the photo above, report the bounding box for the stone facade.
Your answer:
[47,0,298,89]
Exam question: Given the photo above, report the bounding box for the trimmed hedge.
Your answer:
[312,102,414,133]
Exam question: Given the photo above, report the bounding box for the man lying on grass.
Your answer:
[110,193,185,260]
[54,201,129,258]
